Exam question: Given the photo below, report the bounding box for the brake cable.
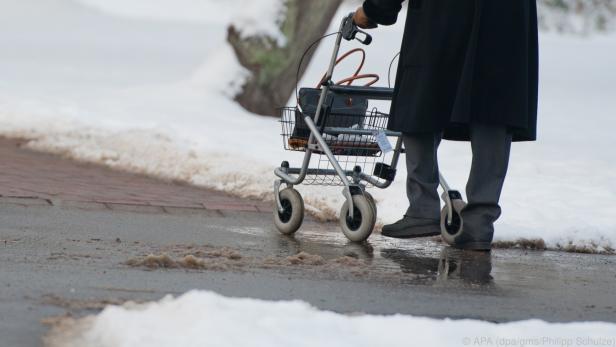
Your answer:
[388,51,401,88]
[316,48,379,88]
[295,33,381,106]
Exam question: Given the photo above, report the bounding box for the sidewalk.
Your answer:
[0,137,271,214]
[1,137,616,347]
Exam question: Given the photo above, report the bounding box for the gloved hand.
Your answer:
[353,6,377,29]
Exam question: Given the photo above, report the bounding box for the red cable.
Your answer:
[316,48,379,88]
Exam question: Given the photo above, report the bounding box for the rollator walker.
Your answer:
[273,14,466,243]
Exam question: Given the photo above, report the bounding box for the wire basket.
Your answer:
[280,107,389,156]
[279,106,393,186]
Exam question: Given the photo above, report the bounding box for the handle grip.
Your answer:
[355,30,373,45]
[341,13,373,46]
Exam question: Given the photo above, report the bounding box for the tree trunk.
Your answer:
[228,0,344,116]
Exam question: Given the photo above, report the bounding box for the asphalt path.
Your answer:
[1,138,615,346]
[1,199,615,346]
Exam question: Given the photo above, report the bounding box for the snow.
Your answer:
[538,0,616,34]
[76,0,287,44]
[50,290,616,347]
[0,0,615,251]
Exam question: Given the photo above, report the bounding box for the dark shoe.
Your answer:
[450,210,495,251]
[381,216,440,239]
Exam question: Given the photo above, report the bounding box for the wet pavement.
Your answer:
[1,139,615,346]
[1,199,616,346]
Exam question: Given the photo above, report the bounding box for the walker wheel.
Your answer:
[274,188,304,235]
[339,195,376,243]
[440,199,467,245]
[364,192,377,217]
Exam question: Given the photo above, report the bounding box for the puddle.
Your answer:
[228,227,267,237]
[263,251,366,268]
[122,238,505,288]
[276,252,326,266]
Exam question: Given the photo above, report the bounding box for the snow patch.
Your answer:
[45,290,616,347]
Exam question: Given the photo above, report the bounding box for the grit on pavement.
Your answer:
[1,137,615,346]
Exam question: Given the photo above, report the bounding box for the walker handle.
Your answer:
[342,13,373,46]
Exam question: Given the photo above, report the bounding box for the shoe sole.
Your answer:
[381,225,440,239]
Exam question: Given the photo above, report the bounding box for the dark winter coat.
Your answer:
[363,0,539,141]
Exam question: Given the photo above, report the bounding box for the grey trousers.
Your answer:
[403,123,512,239]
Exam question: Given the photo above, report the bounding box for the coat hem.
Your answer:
[396,123,537,143]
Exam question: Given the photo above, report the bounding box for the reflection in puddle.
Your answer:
[381,248,493,285]
[438,248,492,284]
[260,224,495,287]
[380,248,441,279]
[229,227,267,236]
[273,233,375,262]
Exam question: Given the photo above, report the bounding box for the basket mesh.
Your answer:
[279,107,394,186]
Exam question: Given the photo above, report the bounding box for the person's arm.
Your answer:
[362,0,405,26]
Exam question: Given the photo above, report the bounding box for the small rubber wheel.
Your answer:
[364,192,377,217]
[274,188,304,235]
[440,199,467,245]
[339,195,376,243]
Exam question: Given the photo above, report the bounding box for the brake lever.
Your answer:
[341,13,373,46]
[354,29,373,45]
